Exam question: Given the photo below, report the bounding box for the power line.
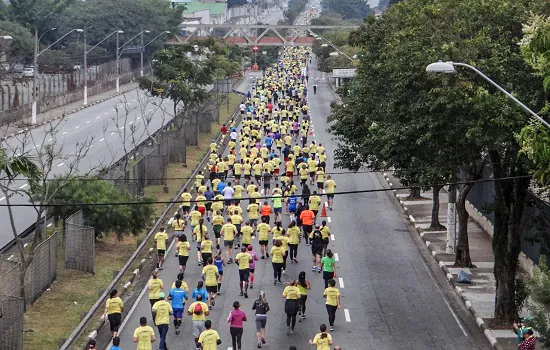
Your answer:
[0,174,532,207]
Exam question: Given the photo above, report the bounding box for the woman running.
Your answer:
[321,250,337,289]
[227,301,247,350]
[248,245,259,289]
[308,324,333,349]
[214,250,225,295]
[271,239,285,285]
[282,280,301,335]
[176,235,190,275]
[252,291,270,348]
[200,234,213,266]
[287,221,301,263]
[297,271,311,322]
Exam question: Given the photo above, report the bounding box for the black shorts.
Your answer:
[157,249,166,256]
[312,246,323,256]
[214,225,222,238]
[239,269,250,282]
[205,203,212,211]
[249,268,255,273]
[224,240,234,248]
[312,210,318,217]
[303,225,312,234]
[108,313,121,332]
[264,183,270,189]
[178,255,189,266]
[323,270,335,281]
[317,182,324,189]
[206,285,218,294]
[235,174,241,179]
[245,175,251,180]
[224,199,231,206]
[182,206,190,212]
[201,252,212,264]
[259,240,269,246]
[309,172,315,177]
[250,218,258,226]
[255,175,261,181]
[235,224,242,233]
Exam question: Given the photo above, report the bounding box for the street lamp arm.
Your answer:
[452,62,550,129]
[86,30,118,54]
[120,32,143,50]
[320,37,354,63]
[38,28,81,56]
[144,32,170,48]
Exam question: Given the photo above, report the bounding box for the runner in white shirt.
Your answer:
[221,182,235,209]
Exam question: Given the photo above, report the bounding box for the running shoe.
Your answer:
[211,299,215,306]
[261,337,266,344]
[311,266,316,272]
[244,293,248,298]
[257,342,262,348]
[286,327,291,335]
[330,325,334,331]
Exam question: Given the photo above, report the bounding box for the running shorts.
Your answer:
[173,308,184,319]
[108,313,121,332]
[157,249,166,256]
[239,268,250,282]
[206,285,218,294]
[224,240,234,248]
[178,255,189,266]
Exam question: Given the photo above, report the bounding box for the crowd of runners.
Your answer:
[105,46,341,350]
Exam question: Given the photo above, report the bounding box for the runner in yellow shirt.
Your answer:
[198,320,221,350]
[323,279,341,331]
[133,317,156,350]
[309,324,333,350]
[176,235,191,275]
[154,228,168,270]
[324,175,336,210]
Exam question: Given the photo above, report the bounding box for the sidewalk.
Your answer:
[381,171,519,350]
[1,81,139,139]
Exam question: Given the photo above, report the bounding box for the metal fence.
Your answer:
[65,210,95,274]
[467,166,550,264]
[0,295,24,350]
[26,231,58,303]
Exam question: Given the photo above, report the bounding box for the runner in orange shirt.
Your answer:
[299,205,314,245]
[260,201,273,225]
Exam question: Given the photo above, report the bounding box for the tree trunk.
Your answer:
[429,185,445,230]
[490,150,529,326]
[454,183,474,267]
[407,187,422,200]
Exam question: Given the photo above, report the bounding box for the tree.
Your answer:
[321,0,371,20]
[9,0,72,31]
[329,0,546,326]
[527,255,550,347]
[283,0,308,24]
[0,20,34,64]
[48,177,155,239]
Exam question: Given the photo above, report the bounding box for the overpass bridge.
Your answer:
[170,24,360,46]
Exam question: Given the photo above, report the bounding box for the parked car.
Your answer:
[22,67,34,77]
[73,64,82,70]
[12,64,24,73]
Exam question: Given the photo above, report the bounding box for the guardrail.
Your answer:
[59,87,246,349]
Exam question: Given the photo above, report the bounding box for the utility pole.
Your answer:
[116,30,120,93]
[446,173,457,254]
[83,26,88,105]
[31,28,38,124]
[140,30,144,77]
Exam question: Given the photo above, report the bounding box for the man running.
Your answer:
[235,246,253,298]
[168,280,188,335]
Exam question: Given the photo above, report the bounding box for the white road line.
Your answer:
[99,138,105,142]
[19,184,28,189]
[75,126,80,129]
[339,277,345,288]
[330,234,335,241]
[137,117,141,120]
[62,131,68,135]
[0,197,5,201]
[47,223,53,228]
[344,309,351,322]
[421,257,468,336]
[110,132,115,135]
[57,162,65,167]
[88,144,94,149]
[129,121,133,124]
[324,201,328,207]
[48,138,53,142]
[120,126,125,130]
[327,217,331,223]
[86,121,91,124]
[334,253,339,261]
[96,116,101,119]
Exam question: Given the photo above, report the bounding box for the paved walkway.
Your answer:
[382,171,522,350]
[0,81,139,138]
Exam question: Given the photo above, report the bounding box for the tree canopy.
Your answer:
[329,0,547,325]
[321,0,371,20]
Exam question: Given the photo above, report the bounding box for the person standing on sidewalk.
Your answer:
[151,292,173,350]
[323,279,341,331]
[228,300,248,350]
[253,291,270,348]
[133,316,156,349]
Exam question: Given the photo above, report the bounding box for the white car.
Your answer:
[22,67,34,77]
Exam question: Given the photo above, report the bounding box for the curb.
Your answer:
[1,86,139,142]
[381,172,502,350]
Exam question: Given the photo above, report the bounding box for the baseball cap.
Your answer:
[158,292,165,299]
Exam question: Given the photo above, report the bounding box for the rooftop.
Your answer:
[183,0,226,15]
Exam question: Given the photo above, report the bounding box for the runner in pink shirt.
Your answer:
[227,301,247,350]
[247,245,260,289]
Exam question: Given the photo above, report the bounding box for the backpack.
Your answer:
[194,302,203,315]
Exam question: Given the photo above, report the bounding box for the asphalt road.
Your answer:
[113,59,491,350]
[0,89,173,248]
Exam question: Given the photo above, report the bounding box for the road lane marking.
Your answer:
[344,309,351,322]
[0,197,5,201]
[99,138,105,142]
[88,144,94,149]
[19,184,28,189]
[75,126,80,129]
[327,216,331,223]
[120,126,125,130]
[137,117,141,120]
[57,162,65,167]
[330,234,335,241]
[129,121,133,124]
[334,253,339,261]
[86,121,91,124]
[62,131,68,135]
[339,277,345,288]
[421,256,468,336]
[110,132,115,135]
[48,138,53,142]
[96,116,101,119]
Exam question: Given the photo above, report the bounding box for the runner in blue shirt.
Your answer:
[169,280,188,335]
[214,252,225,295]
[191,281,209,302]
[204,188,214,221]
[265,136,273,151]
[288,193,298,222]
[217,180,227,194]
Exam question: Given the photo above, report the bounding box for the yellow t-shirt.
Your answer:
[201,239,213,253]
[236,252,252,270]
[241,225,254,244]
[282,285,300,300]
[316,170,325,183]
[233,163,243,175]
[190,211,202,226]
[154,231,168,250]
[288,226,300,244]
[213,215,224,226]
[133,325,155,350]
[188,301,208,320]
[234,185,244,198]
[198,329,221,350]
[325,179,336,193]
[324,287,340,306]
[177,241,190,256]
[278,236,289,252]
[152,300,173,325]
[194,225,208,242]
[312,332,333,350]
[172,219,185,231]
[257,223,271,241]
[181,192,192,207]
[148,278,163,299]
[202,264,218,286]
[272,226,284,240]
[106,296,123,314]
[309,195,321,210]
[171,280,189,292]
[271,246,284,263]
[320,226,330,240]
[222,223,237,241]
[248,204,260,219]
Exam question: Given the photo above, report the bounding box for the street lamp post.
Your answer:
[31,28,82,125]
[83,29,123,105]
[142,31,170,77]
[116,30,151,91]
[116,30,121,93]
[317,38,355,63]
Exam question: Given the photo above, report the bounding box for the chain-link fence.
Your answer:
[0,295,24,350]
[26,231,58,303]
[65,210,95,274]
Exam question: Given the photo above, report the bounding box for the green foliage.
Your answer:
[0,20,34,64]
[321,0,371,20]
[0,147,41,182]
[9,0,73,31]
[283,0,308,24]
[519,121,550,186]
[311,26,357,73]
[48,178,155,239]
[527,255,550,346]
